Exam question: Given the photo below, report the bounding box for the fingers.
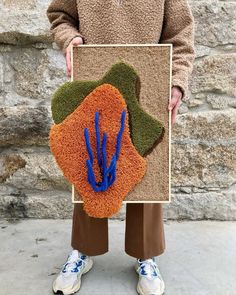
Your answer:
[168,95,179,111]
[168,86,183,127]
[171,98,181,127]
[72,37,84,45]
[65,37,84,78]
[168,87,182,110]
[66,47,72,77]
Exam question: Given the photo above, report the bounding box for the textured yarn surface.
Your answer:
[50,84,147,218]
[84,110,126,192]
[51,62,164,156]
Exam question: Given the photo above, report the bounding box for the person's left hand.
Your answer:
[168,86,183,127]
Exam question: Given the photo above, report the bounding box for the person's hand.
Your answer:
[65,36,84,77]
[168,86,183,127]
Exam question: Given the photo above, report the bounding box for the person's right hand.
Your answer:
[65,36,84,77]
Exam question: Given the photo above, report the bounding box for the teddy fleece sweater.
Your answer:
[47,0,195,101]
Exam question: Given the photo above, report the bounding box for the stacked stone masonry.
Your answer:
[0,0,235,220]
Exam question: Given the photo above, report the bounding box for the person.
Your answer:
[47,1,195,294]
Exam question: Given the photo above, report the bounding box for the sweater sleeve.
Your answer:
[160,0,195,101]
[47,0,84,54]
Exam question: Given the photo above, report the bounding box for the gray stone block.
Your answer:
[1,192,236,221]
[0,106,51,146]
[165,192,236,221]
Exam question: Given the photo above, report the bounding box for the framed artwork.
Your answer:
[50,44,172,218]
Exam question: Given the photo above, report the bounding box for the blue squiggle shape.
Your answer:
[84,110,126,192]
[95,112,102,167]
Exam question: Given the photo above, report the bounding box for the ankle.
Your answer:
[138,257,156,262]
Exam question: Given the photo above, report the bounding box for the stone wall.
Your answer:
[0,0,235,220]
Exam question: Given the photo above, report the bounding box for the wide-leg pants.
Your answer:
[71,203,165,260]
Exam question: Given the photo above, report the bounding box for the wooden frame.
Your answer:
[71,44,172,203]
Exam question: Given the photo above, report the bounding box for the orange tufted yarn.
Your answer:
[49,84,147,218]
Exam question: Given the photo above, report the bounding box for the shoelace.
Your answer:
[62,255,86,275]
[137,259,159,279]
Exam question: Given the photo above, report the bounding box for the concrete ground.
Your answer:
[0,219,235,295]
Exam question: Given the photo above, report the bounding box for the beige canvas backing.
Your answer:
[71,44,172,203]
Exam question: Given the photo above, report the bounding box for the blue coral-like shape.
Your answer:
[84,110,126,192]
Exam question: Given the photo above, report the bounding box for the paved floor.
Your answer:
[0,219,235,295]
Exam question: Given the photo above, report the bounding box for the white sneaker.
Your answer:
[53,250,93,295]
[135,258,165,295]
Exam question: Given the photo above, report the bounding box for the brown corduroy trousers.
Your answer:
[71,203,165,260]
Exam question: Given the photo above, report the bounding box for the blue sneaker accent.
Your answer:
[62,255,86,274]
[137,258,161,280]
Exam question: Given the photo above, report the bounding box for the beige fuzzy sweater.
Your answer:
[47,0,195,101]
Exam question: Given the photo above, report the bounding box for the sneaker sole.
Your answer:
[137,283,165,295]
[53,258,93,295]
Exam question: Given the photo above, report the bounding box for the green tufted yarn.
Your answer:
[51,62,164,156]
